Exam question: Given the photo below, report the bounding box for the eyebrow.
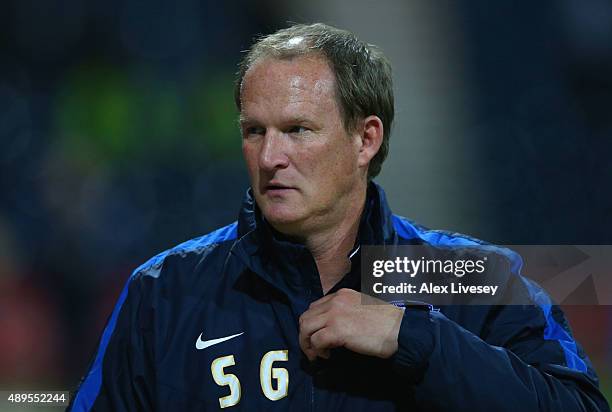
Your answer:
[238,116,314,127]
[238,115,251,126]
[286,116,312,125]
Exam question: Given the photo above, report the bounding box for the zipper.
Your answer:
[311,381,315,412]
[298,246,322,412]
[305,286,316,412]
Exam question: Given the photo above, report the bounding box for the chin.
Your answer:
[260,204,305,230]
[262,208,302,225]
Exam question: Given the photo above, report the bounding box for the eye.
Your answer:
[243,126,265,138]
[287,125,310,135]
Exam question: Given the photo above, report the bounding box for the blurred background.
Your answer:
[0,0,610,405]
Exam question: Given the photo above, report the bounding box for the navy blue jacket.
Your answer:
[70,183,609,411]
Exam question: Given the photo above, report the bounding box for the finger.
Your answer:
[299,328,314,359]
[301,327,333,361]
[300,299,332,323]
[310,288,360,312]
[308,292,337,308]
[299,334,324,361]
[302,345,318,361]
[310,326,343,354]
[299,307,329,336]
[299,312,329,359]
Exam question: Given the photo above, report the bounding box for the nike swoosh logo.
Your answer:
[195,331,244,350]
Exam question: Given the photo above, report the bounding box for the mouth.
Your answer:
[263,182,296,194]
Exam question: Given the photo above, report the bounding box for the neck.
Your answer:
[263,182,369,294]
[305,187,367,294]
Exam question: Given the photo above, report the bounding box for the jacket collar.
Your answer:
[232,182,397,301]
[236,181,396,243]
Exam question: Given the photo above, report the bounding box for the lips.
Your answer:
[263,182,296,192]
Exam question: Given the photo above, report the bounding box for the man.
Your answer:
[69,23,609,411]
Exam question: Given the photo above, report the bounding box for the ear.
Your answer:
[356,115,384,170]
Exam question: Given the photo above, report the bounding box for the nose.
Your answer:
[259,129,289,171]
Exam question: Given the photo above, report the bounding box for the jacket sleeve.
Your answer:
[68,272,155,411]
[392,302,610,411]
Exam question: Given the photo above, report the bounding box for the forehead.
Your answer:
[240,55,338,118]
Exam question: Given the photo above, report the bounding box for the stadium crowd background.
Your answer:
[0,0,610,404]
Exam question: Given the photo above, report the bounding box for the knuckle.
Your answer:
[328,316,344,332]
[311,329,330,348]
[338,288,354,298]
[312,330,329,348]
[299,335,309,349]
[309,334,320,348]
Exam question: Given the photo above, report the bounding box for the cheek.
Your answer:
[242,146,261,184]
[311,153,354,189]
[305,140,357,177]
[328,144,359,174]
[242,144,258,168]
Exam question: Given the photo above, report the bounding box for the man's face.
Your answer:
[240,55,364,236]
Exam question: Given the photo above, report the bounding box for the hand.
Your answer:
[298,288,404,361]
